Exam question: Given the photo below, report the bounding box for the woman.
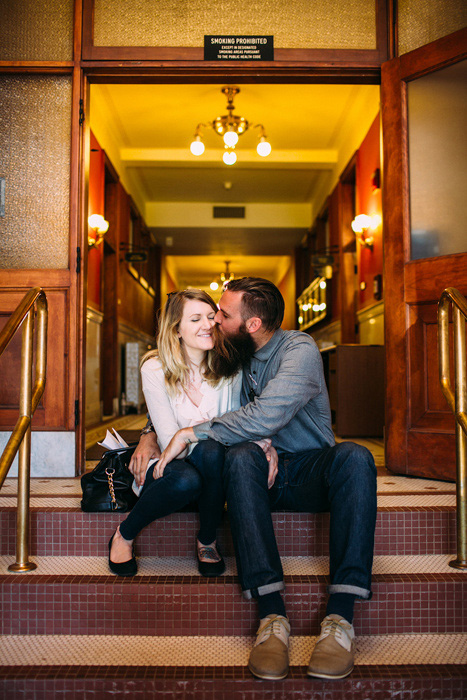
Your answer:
[108,289,241,577]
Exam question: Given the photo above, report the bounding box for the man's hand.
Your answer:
[265,444,278,489]
[253,439,278,489]
[155,427,197,479]
[129,432,161,487]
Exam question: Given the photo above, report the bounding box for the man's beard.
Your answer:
[226,323,256,365]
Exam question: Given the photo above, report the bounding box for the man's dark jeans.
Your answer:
[223,441,377,601]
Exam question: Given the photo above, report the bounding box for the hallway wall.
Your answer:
[85,131,159,425]
[298,113,384,347]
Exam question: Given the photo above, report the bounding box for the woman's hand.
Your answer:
[129,431,161,487]
[155,427,197,479]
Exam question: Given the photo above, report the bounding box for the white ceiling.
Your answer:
[90,82,379,287]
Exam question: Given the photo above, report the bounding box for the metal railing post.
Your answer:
[0,288,48,572]
[438,287,467,571]
[451,306,467,569]
[8,309,36,572]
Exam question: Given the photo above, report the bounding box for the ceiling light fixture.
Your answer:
[190,86,272,165]
[210,260,235,291]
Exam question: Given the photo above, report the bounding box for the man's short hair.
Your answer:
[225,277,285,332]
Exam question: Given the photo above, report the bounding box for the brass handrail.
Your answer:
[0,287,48,571]
[438,287,467,570]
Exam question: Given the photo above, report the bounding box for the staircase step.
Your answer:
[1,631,466,665]
[0,634,466,699]
[1,555,465,637]
[0,475,457,558]
[1,553,462,577]
[0,500,456,558]
[0,474,456,497]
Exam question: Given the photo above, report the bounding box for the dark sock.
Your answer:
[326,593,356,624]
[257,591,286,619]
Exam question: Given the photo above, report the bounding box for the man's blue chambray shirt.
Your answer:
[193,329,335,454]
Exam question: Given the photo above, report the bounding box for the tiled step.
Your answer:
[0,474,456,497]
[0,503,457,558]
[1,555,465,637]
[0,475,457,558]
[1,634,466,699]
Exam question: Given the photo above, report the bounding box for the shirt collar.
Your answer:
[252,329,285,362]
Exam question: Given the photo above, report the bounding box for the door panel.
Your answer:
[407,303,455,428]
[0,286,70,429]
[381,28,467,480]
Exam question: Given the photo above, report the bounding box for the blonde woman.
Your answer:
[108,289,241,577]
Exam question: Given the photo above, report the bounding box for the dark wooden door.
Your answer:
[381,28,467,481]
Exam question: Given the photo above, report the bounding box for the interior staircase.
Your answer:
[0,461,466,698]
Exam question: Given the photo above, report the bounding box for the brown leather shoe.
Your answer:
[248,614,290,680]
[307,614,355,679]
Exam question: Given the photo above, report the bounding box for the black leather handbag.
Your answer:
[81,444,139,512]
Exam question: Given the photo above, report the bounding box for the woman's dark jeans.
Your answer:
[223,441,377,601]
[119,439,226,544]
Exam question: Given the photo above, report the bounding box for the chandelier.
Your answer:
[190,86,271,165]
[210,261,235,291]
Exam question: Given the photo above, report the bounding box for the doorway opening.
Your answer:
[82,81,383,468]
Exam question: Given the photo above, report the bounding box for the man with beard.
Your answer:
[132,277,377,682]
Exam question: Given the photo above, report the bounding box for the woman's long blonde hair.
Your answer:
[142,289,238,396]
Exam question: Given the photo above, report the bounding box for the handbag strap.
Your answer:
[105,467,118,510]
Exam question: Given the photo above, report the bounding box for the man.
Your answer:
[133,277,377,681]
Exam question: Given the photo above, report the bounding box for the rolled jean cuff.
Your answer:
[327,584,372,600]
[243,580,285,600]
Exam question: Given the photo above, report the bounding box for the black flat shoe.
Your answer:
[108,532,137,576]
[197,543,225,577]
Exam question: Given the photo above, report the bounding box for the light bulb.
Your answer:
[257,138,271,157]
[223,150,237,165]
[223,130,238,148]
[351,214,371,233]
[210,281,219,291]
[88,214,109,233]
[190,136,205,156]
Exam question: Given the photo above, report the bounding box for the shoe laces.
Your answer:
[256,615,290,647]
[318,616,354,652]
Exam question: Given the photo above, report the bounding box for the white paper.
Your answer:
[97,429,129,450]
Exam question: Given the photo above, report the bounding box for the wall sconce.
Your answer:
[88,214,109,248]
[351,214,381,249]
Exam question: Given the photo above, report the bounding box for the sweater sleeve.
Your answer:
[141,359,184,453]
[193,336,322,445]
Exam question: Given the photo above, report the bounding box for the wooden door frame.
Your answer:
[76,0,395,469]
[81,0,390,70]
[339,155,358,343]
[381,27,467,472]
